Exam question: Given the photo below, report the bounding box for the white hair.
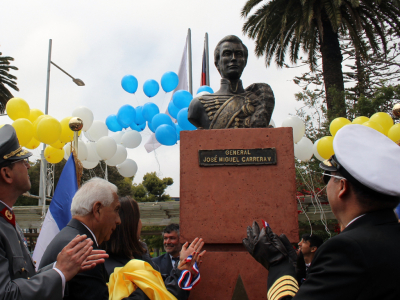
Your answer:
[71,177,118,216]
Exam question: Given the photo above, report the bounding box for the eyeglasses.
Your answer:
[323,173,346,184]
[11,158,30,166]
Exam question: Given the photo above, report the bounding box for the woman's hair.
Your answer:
[102,196,145,258]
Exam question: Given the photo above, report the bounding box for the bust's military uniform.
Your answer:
[0,124,62,300]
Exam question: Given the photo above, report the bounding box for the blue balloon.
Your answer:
[168,101,180,119]
[142,102,160,122]
[173,90,193,109]
[152,113,174,131]
[143,79,159,98]
[106,115,123,132]
[135,106,146,125]
[177,108,197,131]
[138,122,146,131]
[155,124,177,146]
[147,121,155,133]
[161,71,179,93]
[121,75,138,94]
[197,85,214,94]
[117,104,136,126]
[129,122,143,132]
[175,124,182,140]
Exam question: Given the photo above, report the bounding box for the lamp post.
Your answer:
[38,39,85,208]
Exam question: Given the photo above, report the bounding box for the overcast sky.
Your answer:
[2,0,309,197]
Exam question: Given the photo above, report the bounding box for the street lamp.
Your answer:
[38,39,85,208]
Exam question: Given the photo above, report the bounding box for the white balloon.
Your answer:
[196,91,210,97]
[313,139,325,162]
[105,144,128,166]
[96,136,117,160]
[110,131,125,144]
[117,159,138,178]
[77,140,88,161]
[85,141,101,162]
[63,143,71,160]
[86,121,108,142]
[281,116,305,143]
[269,118,275,128]
[121,130,142,149]
[84,130,95,142]
[72,106,94,132]
[82,160,99,169]
[294,137,314,162]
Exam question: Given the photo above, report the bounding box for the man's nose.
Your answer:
[116,215,121,225]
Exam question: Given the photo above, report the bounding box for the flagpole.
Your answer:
[205,32,210,86]
[188,28,193,95]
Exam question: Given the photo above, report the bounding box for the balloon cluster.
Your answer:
[69,107,140,177]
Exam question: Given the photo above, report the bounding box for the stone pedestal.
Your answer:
[180,128,298,300]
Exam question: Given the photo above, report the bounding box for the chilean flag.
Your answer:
[32,153,78,268]
[200,46,207,86]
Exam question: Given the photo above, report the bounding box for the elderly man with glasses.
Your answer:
[243,124,400,300]
[0,124,107,300]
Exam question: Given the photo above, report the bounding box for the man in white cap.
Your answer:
[243,124,400,299]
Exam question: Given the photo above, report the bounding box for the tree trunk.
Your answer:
[320,17,346,119]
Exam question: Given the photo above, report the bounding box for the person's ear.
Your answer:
[311,246,317,253]
[338,179,351,199]
[0,167,13,184]
[92,201,102,221]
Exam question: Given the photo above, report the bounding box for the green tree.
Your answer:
[132,172,173,202]
[0,52,19,113]
[241,0,400,119]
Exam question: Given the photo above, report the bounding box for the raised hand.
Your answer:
[55,235,94,281]
[80,249,109,272]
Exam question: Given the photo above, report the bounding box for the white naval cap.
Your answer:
[320,124,400,197]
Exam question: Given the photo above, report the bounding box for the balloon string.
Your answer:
[151,135,161,175]
[133,94,140,106]
[160,92,170,113]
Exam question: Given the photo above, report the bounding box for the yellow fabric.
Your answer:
[108,259,177,300]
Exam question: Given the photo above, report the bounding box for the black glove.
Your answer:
[242,221,288,270]
[279,234,298,269]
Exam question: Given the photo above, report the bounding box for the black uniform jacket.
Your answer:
[39,218,108,300]
[267,209,400,300]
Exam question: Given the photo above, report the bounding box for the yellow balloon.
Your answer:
[317,136,334,159]
[352,116,369,125]
[388,124,400,144]
[12,118,33,146]
[370,112,393,135]
[44,145,64,164]
[0,125,4,129]
[330,117,351,136]
[59,116,74,143]
[362,121,385,135]
[25,137,41,150]
[6,98,30,120]
[51,140,65,149]
[33,115,51,140]
[28,108,44,123]
[37,117,62,145]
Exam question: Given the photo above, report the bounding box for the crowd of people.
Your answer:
[1,118,400,300]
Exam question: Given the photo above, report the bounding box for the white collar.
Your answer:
[79,221,98,247]
[0,200,12,211]
[346,214,366,228]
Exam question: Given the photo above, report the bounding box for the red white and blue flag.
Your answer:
[200,46,207,86]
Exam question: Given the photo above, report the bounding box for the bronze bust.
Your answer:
[188,35,275,129]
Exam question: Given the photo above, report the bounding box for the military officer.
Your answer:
[243,124,400,299]
[0,124,107,300]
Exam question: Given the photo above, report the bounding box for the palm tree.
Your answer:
[241,0,400,119]
[0,52,19,113]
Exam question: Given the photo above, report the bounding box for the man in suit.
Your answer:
[40,177,121,300]
[243,124,400,299]
[152,224,190,300]
[0,124,105,300]
[296,234,323,285]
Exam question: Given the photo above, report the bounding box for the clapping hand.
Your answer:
[178,237,206,274]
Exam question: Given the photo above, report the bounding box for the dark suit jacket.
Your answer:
[268,209,400,299]
[152,253,190,300]
[0,201,62,300]
[39,218,108,300]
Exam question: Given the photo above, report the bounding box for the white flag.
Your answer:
[144,35,189,153]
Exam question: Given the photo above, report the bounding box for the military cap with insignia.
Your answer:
[0,124,32,167]
[320,124,400,197]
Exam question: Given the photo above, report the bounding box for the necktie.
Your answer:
[172,257,180,267]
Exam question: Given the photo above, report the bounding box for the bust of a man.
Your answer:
[188,35,275,129]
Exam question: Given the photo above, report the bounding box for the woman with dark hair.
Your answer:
[102,196,204,300]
